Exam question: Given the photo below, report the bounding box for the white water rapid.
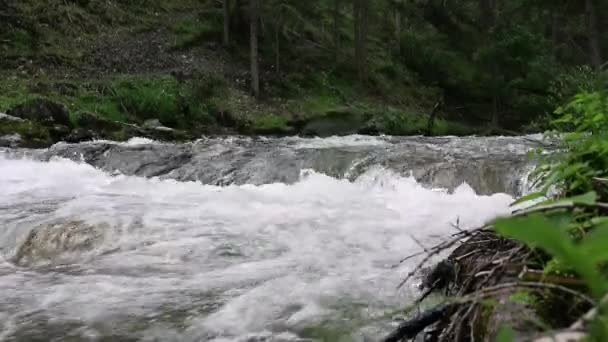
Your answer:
[0,135,536,341]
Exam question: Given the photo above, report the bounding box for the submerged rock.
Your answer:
[12,220,108,267]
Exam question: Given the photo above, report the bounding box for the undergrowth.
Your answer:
[494,71,608,340]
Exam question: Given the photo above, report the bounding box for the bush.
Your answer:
[539,91,608,195]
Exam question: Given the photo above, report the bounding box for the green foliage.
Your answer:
[539,92,608,195]
[496,325,516,342]
[111,77,179,125]
[369,108,427,136]
[252,114,290,134]
[509,291,538,307]
[495,210,607,298]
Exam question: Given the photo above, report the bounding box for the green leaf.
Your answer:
[510,192,546,207]
[580,222,608,263]
[496,326,515,342]
[561,191,597,205]
[535,191,597,208]
[495,214,606,298]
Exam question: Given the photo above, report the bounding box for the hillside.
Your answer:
[0,0,605,146]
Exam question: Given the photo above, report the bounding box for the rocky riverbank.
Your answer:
[0,99,192,148]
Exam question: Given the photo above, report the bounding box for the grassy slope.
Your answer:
[0,0,478,137]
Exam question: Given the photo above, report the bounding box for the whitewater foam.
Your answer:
[0,155,514,341]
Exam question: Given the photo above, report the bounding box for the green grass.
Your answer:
[170,17,222,49]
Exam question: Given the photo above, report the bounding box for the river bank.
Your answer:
[4,0,538,146]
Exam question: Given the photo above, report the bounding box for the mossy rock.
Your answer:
[75,112,122,131]
[7,98,72,128]
[0,120,53,148]
[300,108,363,137]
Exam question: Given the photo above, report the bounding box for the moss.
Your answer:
[509,291,537,306]
[544,258,577,278]
[252,114,291,134]
[0,120,52,147]
[432,119,478,136]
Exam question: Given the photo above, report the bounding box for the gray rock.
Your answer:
[12,220,108,267]
[0,133,23,147]
[0,112,24,122]
[143,118,163,129]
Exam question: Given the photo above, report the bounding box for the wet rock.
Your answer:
[143,118,163,129]
[300,109,363,137]
[49,124,72,142]
[12,220,108,267]
[7,99,72,127]
[0,133,23,147]
[75,112,122,133]
[65,127,98,143]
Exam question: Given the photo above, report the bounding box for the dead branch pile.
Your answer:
[384,219,597,342]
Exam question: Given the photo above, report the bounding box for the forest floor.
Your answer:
[0,0,479,147]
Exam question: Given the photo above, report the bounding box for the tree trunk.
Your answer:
[395,7,401,55]
[551,11,562,61]
[223,0,230,46]
[333,0,340,63]
[360,0,368,81]
[480,0,499,127]
[585,0,603,70]
[250,0,260,98]
[354,0,361,76]
[275,8,281,74]
[353,0,368,82]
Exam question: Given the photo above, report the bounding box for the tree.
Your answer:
[250,0,260,98]
[333,0,341,63]
[479,0,499,127]
[223,0,230,46]
[353,0,368,82]
[585,0,603,70]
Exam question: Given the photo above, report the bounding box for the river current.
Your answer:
[0,135,542,341]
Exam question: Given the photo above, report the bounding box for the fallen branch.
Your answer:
[382,304,454,342]
[396,227,488,289]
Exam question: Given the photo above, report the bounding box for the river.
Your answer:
[0,135,541,341]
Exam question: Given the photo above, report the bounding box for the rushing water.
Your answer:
[0,135,542,341]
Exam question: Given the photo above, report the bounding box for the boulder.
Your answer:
[7,99,72,127]
[65,127,98,143]
[12,220,108,267]
[0,133,23,147]
[75,112,122,133]
[49,124,72,142]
